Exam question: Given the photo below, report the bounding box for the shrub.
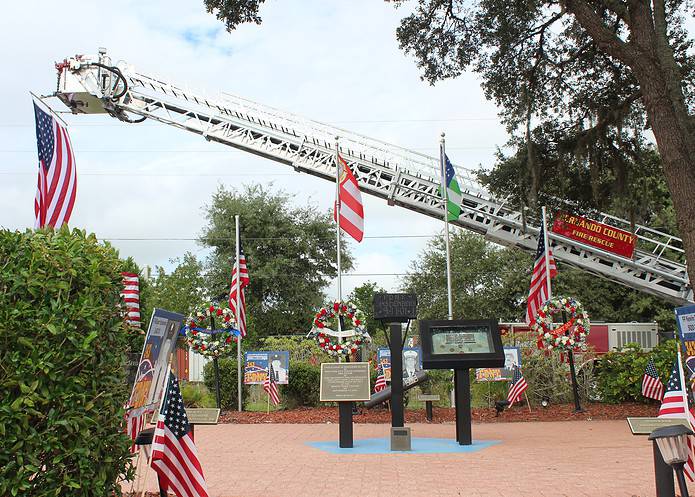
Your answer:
[283,361,321,407]
[0,228,134,496]
[180,382,217,408]
[595,340,678,403]
[203,358,249,409]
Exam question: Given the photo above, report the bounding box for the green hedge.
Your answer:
[0,228,134,496]
[283,361,321,407]
[203,358,249,409]
[595,340,678,403]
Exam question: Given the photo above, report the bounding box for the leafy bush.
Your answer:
[180,382,217,408]
[0,228,134,496]
[283,361,321,407]
[203,358,249,409]
[595,340,677,403]
[423,369,453,407]
[258,336,323,363]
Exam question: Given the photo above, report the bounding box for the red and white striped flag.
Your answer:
[32,98,77,228]
[334,155,364,242]
[525,217,557,325]
[125,408,148,454]
[507,366,528,407]
[229,246,250,337]
[374,363,387,393]
[121,272,141,329]
[263,363,281,406]
[658,359,695,481]
[152,371,209,497]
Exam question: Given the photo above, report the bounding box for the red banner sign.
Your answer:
[552,212,637,259]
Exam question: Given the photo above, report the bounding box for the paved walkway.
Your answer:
[129,420,678,496]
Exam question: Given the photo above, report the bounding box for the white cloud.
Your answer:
[0,0,508,296]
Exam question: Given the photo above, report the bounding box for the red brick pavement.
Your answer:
[127,420,683,497]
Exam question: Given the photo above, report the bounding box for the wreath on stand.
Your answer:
[310,301,371,357]
[185,304,239,358]
[532,296,590,351]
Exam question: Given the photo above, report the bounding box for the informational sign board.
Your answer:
[627,417,691,435]
[676,305,695,381]
[420,319,504,370]
[552,211,637,259]
[128,308,184,412]
[244,351,290,385]
[373,293,417,322]
[475,347,521,382]
[320,362,371,402]
[377,347,422,382]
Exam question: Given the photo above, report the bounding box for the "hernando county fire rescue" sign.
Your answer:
[552,212,637,259]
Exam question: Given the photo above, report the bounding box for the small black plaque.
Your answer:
[373,293,417,322]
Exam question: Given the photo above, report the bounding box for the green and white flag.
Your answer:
[443,154,462,221]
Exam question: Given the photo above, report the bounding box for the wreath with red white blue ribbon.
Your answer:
[185,304,239,358]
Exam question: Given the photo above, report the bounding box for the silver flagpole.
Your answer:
[235,214,242,412]
[541,206,552,301]
[335,138,343,362]
[440,133,454,320]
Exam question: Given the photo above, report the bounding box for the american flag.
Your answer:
[263,363,281,406]
[120,272,141,329]
[334,154,364,242]
[229,245,250,337]
[32,99,77,228]
[374,363,387,393]
[507,366,528,407]
[525,217,558,325]
[151,372,209,497]
[642,358,665,401]
[657,360,695,481]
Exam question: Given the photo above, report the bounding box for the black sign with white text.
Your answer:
[373,293,417,322]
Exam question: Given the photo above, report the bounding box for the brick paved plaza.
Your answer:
[129,420,677,497]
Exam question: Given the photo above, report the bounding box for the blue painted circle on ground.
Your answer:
[306,437,500,454]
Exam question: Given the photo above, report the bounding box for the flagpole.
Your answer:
[440,133,454,320]
[235,214,242,412]
[335,137,343,361]
[541,206,552,301]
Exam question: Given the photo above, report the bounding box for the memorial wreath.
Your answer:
[311,300,371,357]
[185,304,238,358]
[532,296,590,351]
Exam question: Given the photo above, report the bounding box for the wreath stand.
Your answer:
[563,310,584,413]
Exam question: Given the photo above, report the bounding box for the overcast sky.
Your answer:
[0,0,510,298]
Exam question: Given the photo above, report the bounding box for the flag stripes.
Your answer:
[229,248,250,337]
[334,154,364,242]
[33,99,77,228]
[263,364,281,406]
[121,272,141,328]
[507,366,528,407]
[641,359,665,401]
[374,363,387,393]
[525,218,558,325]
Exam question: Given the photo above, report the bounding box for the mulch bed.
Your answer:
[218,402,658,424]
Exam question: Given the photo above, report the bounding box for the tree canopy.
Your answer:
[200,185,352,341]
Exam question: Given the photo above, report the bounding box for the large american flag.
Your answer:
[642,358,665,401]
[263,363,281,406]
[657,360,695,481]
[525,217,558,325]
[229,245,250,337]
[507,366,528,407]
[374,363,387,393]
[151,373,209,497]
[120,272,141,329]
[33,99,77,228]
[334,154,364,242]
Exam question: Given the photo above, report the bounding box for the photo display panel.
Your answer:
[420,319,504,370]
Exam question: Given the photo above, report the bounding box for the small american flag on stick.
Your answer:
[264,363,281,406]
[641,358,664,401]
[374,363,387,393]
[507,366,528,407]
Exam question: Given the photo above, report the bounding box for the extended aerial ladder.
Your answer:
[51,49,692,305]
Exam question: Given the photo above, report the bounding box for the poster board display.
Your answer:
[420,319,504,370]
[475,347,521,382]
[319,362,371,402]
[377,347,423,381]
[244,351,290,384]
[676,304,695,381]
[128,308,184,412]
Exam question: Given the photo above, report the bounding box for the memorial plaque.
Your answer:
[417,394,441,402]
[320,362,371,402]
[150,407,221,425]
[374,293,417,322]
[627,417,691,435]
